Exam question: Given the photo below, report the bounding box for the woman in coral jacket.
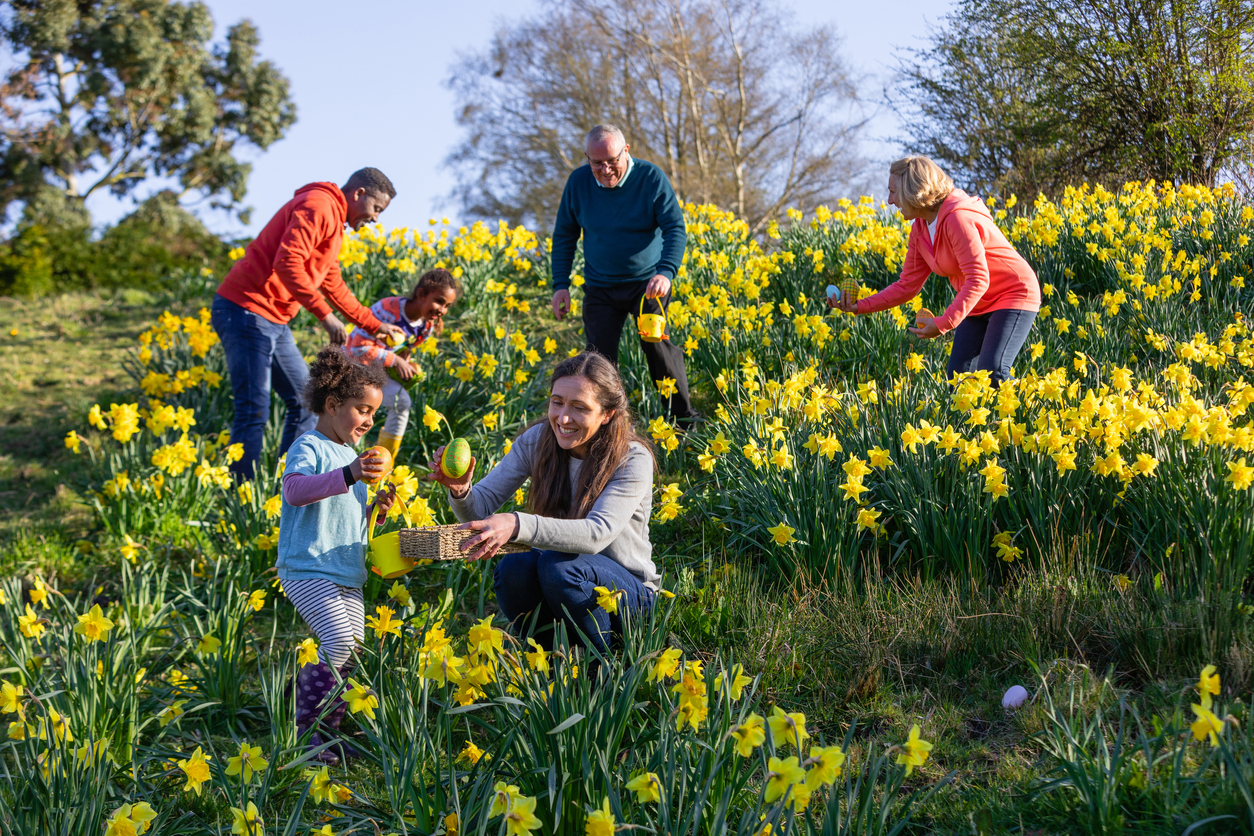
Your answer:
[832,156,1041,384]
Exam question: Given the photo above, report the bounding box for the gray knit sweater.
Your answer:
[447,423,659,585]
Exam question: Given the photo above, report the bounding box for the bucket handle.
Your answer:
[638,294,668,325]
[368,490,410,542]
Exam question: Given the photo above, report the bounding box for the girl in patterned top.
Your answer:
[344,268,460,457]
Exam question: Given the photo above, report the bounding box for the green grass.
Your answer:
[0,291,182,542]
[1,290,1247,835]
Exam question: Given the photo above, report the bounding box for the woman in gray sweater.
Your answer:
[427,351,658,652]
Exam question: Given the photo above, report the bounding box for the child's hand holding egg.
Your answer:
[356,445,394,485]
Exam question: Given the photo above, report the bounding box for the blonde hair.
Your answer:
[889,156,955,214]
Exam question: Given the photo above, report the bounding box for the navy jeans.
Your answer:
[947,308,1038,385]
[210,294,317,479]
[494,549,655,654]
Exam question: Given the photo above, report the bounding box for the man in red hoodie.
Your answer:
[211,167,405,478]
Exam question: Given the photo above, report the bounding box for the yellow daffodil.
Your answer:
[156,700,186,727]
[229,801,262,836]
[367,605,403,640]
[196,635,221,655]
[766,522,795,545]
[649,647,682,683]
[731,712,766,757]
[723,664,753,700]
[525,638,551,674]
[297,638,319,668]
[343,679,379,720]
[306,765,335,804]
[625,771,662,803]
[457,739,487,765]
[1225,457,1254,490]
[805,744,846,787]
[585,796,616,836]
[856,507,882,534]
[0,680,22,714]
[594,586,623,614]
[225,741,267,783]
[1197,664,1220,709]
[388,581,412,608]
[73,604,114,643]
[897,724,933,775]
[29,578,51,609]
[764,755,806,803]
[768,706,810,749]
[1191,703,1225,747]
[177,746,211,795]
[504,793,542,835]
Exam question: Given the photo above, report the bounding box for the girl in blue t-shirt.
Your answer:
[278,346,396,765]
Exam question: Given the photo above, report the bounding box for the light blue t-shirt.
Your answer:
[276,430,369,588]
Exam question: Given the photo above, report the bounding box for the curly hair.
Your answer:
[409,267,461,301]
[304,346,389,414]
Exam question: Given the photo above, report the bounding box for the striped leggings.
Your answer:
[282,578,365,669]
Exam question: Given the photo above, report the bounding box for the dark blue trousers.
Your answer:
[494,549,655,653]
[210,294,317,479]
[947,308,1037,385]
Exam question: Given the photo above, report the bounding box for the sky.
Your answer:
[82,0,954,237]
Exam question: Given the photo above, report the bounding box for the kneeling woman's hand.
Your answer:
[458,513,519,561]
[425,445,477,497]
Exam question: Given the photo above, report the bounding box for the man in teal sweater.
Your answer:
[550,125,698,425]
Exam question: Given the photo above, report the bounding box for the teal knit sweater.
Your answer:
[550,158,687,290]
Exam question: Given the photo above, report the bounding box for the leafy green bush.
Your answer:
[0,193,229,298]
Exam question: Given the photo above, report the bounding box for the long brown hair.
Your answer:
[526,352,655,519]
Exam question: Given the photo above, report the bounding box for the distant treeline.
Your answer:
[0,192,232,298]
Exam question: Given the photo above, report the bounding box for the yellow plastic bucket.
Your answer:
[637,296,667,343]
[367,499,416,579]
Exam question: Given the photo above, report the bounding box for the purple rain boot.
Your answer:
[321,661,363,761]
[295,661,340,766]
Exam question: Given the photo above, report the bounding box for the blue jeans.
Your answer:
[947,308,1037,385]
[494,549,655,653]
[210,294,317,479]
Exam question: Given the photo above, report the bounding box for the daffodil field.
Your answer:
[6,180,1254,834]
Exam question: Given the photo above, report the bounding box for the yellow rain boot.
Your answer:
[376,430,402,460]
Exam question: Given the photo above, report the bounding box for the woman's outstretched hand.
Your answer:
[458,513,518,561]
[827,292,859,314]
[425,445,476,497]
[908,316,942,339]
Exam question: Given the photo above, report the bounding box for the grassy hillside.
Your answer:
[2,186,1253,835]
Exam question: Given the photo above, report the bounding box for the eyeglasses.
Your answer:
[585,149,626,170]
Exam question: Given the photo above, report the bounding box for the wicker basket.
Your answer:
[398,525,530,561]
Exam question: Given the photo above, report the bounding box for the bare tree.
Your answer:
[444,0,868,232]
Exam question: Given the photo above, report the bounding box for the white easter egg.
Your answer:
[826,284,840,301]
[1002,684,1029,709]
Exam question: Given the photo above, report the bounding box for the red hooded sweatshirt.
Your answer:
[216,183,382,331]
[856,189,1040,333]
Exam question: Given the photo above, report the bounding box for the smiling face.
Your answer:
[345,188,391,230]
[323,386,383,446]
[548,375,613,458]
[406,287,457,326]
[585,135,630,188]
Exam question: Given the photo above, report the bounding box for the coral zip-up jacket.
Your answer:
[216,183,382,332]
[856,189,1040,333]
